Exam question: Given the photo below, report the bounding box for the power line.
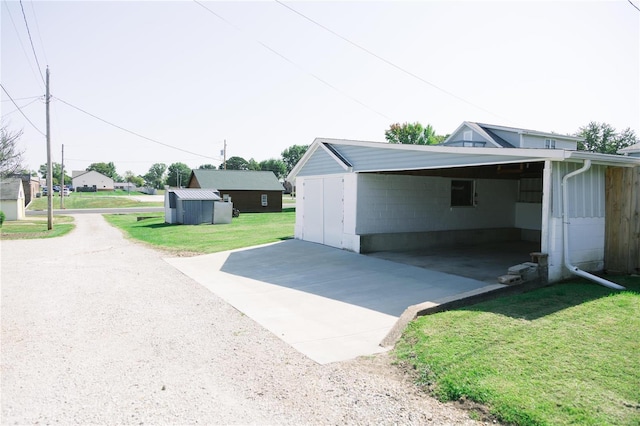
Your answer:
[1,95,42,103]
[53,97,220,160]
[28,1,50,65]
[3,97,41,116]
[192,0,392,121]
[275,0,508,121]
[0,83,46,136]
[628,0,640,12]
[19,0,45,85]
[3,2,44,92]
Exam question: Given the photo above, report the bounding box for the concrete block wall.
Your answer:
[355,173,518,234]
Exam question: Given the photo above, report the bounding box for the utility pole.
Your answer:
[60,144,65,209]
[46,67,53,230]
[223,139,227,170]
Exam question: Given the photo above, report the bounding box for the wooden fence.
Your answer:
[605,166,640,274]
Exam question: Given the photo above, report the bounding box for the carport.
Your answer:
[287,135,640,283]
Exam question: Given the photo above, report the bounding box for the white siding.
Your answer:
[551,162,606,218]
[355,174,518,234]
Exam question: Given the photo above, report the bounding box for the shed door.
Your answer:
[302,177,343,248]
[182,200,200,225]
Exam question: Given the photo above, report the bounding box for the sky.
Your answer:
[2,0,639,178]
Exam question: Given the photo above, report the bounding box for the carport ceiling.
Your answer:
[372,161,544,180]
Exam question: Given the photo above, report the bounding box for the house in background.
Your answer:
[619,142,640,157]
[9,173,40,206]
[0,178,26,220]
[287,122,640,284]
[72,170,114,191]
[164,188,232,225]
[188,170,284,213]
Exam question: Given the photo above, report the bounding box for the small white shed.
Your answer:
[0,178,26,220]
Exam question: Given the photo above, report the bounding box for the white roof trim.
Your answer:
[288,137,640,181]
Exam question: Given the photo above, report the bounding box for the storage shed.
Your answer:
[187,170,284,213]
[0,178,26,220]
[164,188,233,225]
[287,127,640,284]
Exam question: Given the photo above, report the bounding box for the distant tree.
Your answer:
[124,170,144,187]
[220,156,249,170]
[144,163,167,189]
[38,162,70,185]
[247,158,260,171]
[198,164,217,170]
[385,122,446,145]
[166,162,192,187]
[259,158,287,179]
[0,124,25,177]
[87,162,120,181]
[281,144,308,175]
[576,122,637,155]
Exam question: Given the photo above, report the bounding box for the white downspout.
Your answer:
[562,159,625,290]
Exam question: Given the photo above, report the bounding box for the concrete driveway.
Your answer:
[165,240,501,364]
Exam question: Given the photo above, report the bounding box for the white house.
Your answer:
[72,170,114,191]
[0,178,26,220]
[287,122,640,284]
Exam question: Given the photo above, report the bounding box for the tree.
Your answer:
[576,122,637,155]
[259,158,287,179]
[38,162,70,185]
[198,164,217,170]
[384,122,446,145]
[124,170,144,187]
[281,144,308,175]
[247,158,260,171]
[220,156,249,170]
[0,125,25,177]
[87,162,120,181]
[166,162,192,187]
[144,163,167,189]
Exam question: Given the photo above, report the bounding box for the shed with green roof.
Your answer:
[187,170,283,213]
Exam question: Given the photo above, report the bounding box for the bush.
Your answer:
[0,211,5,227]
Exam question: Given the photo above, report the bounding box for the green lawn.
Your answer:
[395,276,640,426]
[104,208,295,254]
[0,216,75,239]
[28,192,163,210]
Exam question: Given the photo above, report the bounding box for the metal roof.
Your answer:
[190,170,284,191]
[288,137,640,181]
[0,178,24,200]
[170,189,221,200]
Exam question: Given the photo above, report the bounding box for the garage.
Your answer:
[287,124,640,284]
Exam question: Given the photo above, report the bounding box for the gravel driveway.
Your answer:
[1,214,477,424]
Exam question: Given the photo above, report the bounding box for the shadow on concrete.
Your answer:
[219,240,492,317]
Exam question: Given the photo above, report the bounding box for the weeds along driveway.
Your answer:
[1,214,477,425]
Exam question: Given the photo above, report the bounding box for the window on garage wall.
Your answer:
[451,180,475,207]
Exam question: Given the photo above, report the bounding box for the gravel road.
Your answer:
[1,214,478,425]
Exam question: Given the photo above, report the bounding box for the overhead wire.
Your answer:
[19,0,46,85]
[274,0,508,122]
[3,1,44,92]
[53,97,220,160]
[0,83,46,136]
[192,0,392,121]
[3,97,42,116]
[628,0,640,12]
[28,1,50,65]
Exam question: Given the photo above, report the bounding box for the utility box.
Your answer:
[213,201,233,224]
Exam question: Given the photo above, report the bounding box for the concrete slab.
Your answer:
[165,239,498,364]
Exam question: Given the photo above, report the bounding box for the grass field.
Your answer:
[395,276,640,426]
[104,208,295,254]
[0,216,75,239]
[28,192,163,210]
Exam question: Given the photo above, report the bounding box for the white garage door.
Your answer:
[302,177,344,248]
